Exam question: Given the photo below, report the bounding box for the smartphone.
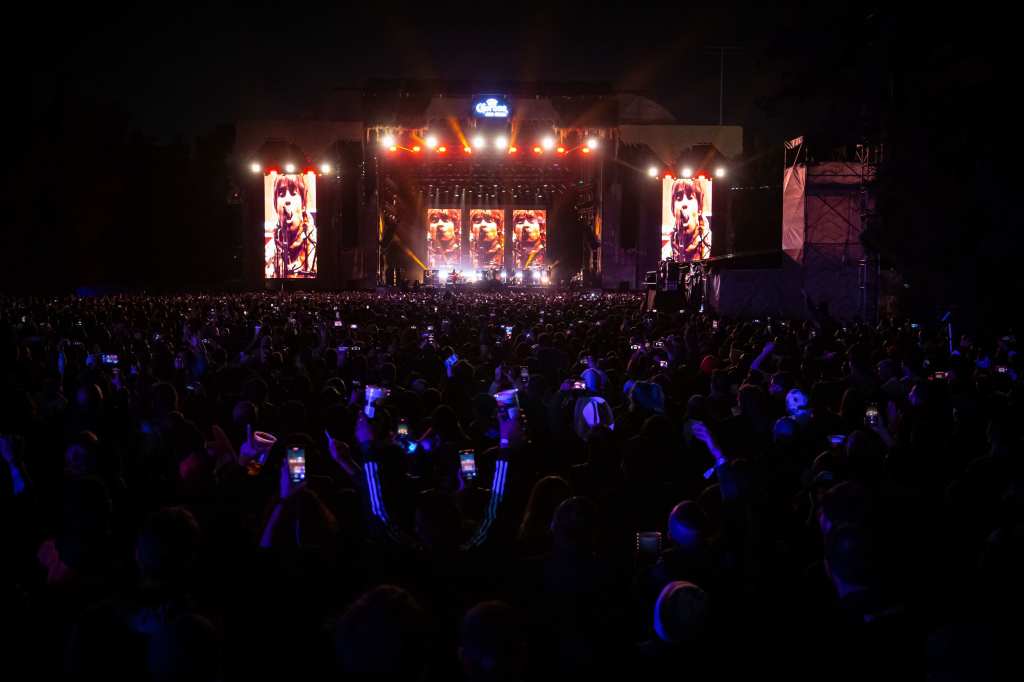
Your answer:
[830,434,847,448]
[712,320,719,330]
[631,344,641,351]
[504,325,513,339]
[573,380,586,390]
[101,354,119,366]
[397,418,409,438]
[654,341,664,348]
[520,366,529,382]
[287,446,306,484]
[459,449,477,480]
[659,360,669,368]
[997,366,1009,375]
[864,404,880,427]
[334,320,343,327]
[932,371,948,380]
[350,346,361,352]
[427,325,434,332]
[753,319,761,324]
[350,324,358,329]
[911,323,920,330]
[636,531,662,555]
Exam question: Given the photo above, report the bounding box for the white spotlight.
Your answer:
[284,163,296,173]
[425,135,438,149]
[495,136,508,150]
[473,135,486,149]
[542,136,555,151]
[250,162,261,174]
[381,134,395,148]
[681,167,693,178]
[715,167,726,178]
[587,137,599,149]
[320,163,332,174]
[648,166,659,178]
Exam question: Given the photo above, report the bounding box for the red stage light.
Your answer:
[664,173,674,179]
[533,146,543,154]
[412,145,421,153]
[556,146,566,154]
[463,146,472,153]
[582,146,591,154]
[388,146,397,152]
[508,146,518,153]
[437,146,447,153]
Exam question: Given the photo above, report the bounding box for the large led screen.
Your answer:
[512,209,547,269]
[469,209,504,269]
[426,208,462,269]
[661,176,712,261]
[264,173,318,279]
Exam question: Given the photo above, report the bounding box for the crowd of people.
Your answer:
[0,290,1017,680]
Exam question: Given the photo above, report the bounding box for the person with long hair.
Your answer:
[267,174,317,278]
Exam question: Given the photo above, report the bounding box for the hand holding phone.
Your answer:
[287,447,306,484]
[459,449,477,480]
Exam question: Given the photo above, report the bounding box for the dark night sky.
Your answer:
[30,2,889,141]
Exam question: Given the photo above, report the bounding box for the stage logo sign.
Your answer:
[473,96,510,118]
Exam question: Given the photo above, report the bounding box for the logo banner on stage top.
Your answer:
[469,209,505,269]
[473,96,510,118]
[662,176,712,261]
[264,172,317,279]
[512,209,547,268]
[426,208,462,269]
